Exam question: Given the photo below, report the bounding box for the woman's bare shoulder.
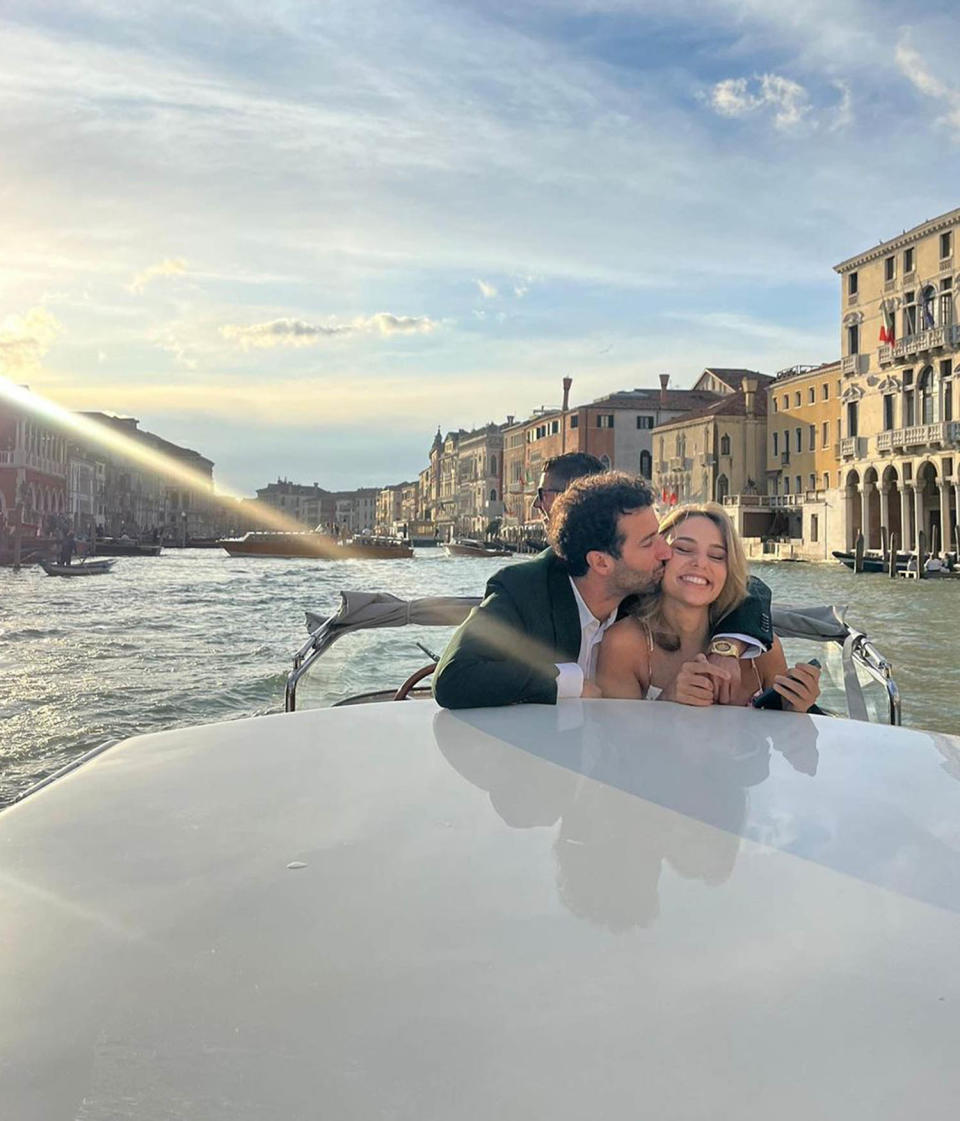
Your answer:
[602,615,649,651]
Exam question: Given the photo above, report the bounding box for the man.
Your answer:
[58,530,76,567]
[531,452,606,525]
[433,472,772,709]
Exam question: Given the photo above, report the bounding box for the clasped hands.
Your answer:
[663,652,821,711]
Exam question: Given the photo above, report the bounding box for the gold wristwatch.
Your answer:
[707,639,742,658]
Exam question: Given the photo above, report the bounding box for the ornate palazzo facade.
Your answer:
[834,207,960,554]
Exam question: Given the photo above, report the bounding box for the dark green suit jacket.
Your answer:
[433,550,773,710]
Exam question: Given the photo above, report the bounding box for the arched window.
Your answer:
[489,488,497,502]
[719,434,731,456]
[716,475,729,503]
[489,455,497,475]
[639,450,652,479]
[918,366,935,424]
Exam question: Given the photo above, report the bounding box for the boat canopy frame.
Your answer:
[286,592,901,725]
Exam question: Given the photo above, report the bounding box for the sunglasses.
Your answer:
[536,487,561,502]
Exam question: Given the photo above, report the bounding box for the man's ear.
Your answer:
[584,549,613,575]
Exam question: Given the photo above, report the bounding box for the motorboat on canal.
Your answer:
[6,591,960,1119]
[218,529,413,559]
[832,549,909,573]
[443,538,514,558]
[39,557,116,577]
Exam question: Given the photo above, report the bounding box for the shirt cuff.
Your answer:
[713,632,763,659]
[555,662,584,699]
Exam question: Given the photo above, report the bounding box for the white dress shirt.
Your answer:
[555,578,619,699]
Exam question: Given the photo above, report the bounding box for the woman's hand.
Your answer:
[667,653,733,707]
[773,661,822,712]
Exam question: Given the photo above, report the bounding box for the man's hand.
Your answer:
[581,680,602,699]
[667,653,732,707]
[705,651,742,704]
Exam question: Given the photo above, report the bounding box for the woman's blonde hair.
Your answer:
[633,502,749,650]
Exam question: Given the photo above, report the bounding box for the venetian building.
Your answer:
[454,423,504,537]
[652,372,771,509]
[833,207,960,554]
[761,361,844,559]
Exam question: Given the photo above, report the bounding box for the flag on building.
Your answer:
[879,300,896,345]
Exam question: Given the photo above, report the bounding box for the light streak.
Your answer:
[0,376,337,546]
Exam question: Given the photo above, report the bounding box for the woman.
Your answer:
[596,503,821,711]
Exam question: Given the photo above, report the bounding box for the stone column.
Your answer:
[900,486,913,552]
[952,480,960,553]
[912,482,924,555]
[879,485,890,546]
[939,482,952,554]
[860,483,872,551]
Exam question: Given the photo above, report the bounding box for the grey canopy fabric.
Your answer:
[305,592,482,638]
[770,604,849,641]
[307,593,851,643]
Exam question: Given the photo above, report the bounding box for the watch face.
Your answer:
[709,640,739,657]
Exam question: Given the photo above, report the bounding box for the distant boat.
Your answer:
[832,550,910,574]
[40,558,116,577]
[443,539,513,558]
[219,531,412,560]
[95,538,162,557]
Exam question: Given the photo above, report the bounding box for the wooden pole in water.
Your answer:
[880,524,889,562]
[854,530,864,574]
[917,529,926,579]
[888,532,898,577]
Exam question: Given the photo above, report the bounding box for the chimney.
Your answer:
[506,415,514,425]
[562,377,572,413]
[742,376,758,416]
[658,373,669,405]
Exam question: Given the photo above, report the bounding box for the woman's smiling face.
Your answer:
[662,514,728,607]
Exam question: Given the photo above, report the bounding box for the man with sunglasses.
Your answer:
[531,453,606,525]
[434,471,771,709]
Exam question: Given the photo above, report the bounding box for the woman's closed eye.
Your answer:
[673,542,726,562]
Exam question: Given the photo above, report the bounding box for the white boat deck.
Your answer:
[3,700,960,1118]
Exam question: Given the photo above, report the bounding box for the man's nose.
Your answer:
[656,536,672,560]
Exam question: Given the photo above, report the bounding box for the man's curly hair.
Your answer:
[549,471,655,577]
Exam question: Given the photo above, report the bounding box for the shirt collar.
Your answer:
[568,576,618,632]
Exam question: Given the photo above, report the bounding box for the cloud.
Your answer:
[895,39,960,138]
[221,313,439,349]
[709,74,812,130]
[476,279,498,299]
[129,258,188,294]
[0,307,60,373]
[828,81,854,132]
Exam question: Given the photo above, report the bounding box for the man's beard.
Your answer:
[612,561,664,599]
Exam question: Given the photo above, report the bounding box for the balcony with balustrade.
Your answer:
[875,420,960,453]
[840,436,868,459]
[878,323,960,365]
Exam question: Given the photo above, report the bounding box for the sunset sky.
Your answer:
[3,0,960,494]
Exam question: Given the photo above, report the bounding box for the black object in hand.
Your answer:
[751,658,821,710]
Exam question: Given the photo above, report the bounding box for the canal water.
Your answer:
[2,549,959,805]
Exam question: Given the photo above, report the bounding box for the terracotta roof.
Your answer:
[585,390,724,411]
[654,389,768,429]
[699,368,774,390]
